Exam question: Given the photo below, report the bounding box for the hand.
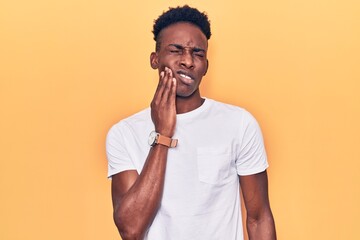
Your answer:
[150,67,177,137]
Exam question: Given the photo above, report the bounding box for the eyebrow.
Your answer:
[168,44,206,53]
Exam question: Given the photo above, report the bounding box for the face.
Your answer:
[150,22,209,98]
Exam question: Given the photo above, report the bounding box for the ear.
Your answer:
[203,59,209,76]
[150,52,159,69]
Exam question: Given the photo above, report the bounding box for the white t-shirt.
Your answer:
[106,98,268,240]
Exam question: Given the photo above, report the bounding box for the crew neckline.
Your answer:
[176,97,212,120]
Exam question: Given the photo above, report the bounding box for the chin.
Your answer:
[176,89,199,98]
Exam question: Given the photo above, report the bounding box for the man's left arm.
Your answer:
[239,170,276,240]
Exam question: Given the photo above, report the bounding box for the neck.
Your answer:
[176,91,205,114]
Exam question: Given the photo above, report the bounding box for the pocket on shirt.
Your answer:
[196,147,232,184]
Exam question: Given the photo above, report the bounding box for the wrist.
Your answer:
[155,129,174,138]
[148,131,178,148]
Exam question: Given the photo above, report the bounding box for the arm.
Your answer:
[111,68,177,240]
[239,170,276,240]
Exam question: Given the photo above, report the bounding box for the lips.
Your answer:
[176,70,194,85]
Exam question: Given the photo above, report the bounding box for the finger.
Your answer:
[161,68,173,102]
[168,77,177,102]
[153,70,165,102]
[157,71,165,89]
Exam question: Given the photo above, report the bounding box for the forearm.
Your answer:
[247,210,276,240]
[113,67,177,239]
[114,145,169,239]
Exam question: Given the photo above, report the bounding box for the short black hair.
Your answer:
[152,5,211,51]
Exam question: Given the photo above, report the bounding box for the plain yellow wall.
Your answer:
[1,0,359,239]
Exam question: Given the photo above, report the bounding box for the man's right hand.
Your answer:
[150,67,177,137]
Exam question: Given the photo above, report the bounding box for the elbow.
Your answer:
[247,208,274,226]
[113,210,144,240]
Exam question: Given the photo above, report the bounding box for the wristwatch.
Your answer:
[148,131,178,148]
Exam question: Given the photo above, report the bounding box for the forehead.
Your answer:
[158,22,208,50]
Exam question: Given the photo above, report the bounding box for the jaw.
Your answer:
[175,81,201,98]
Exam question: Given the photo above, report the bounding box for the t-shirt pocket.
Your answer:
[196,147,232,184]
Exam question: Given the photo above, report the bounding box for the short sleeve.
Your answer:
[236,111,269,176]
[106,122,137,178]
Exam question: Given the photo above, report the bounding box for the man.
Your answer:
[106,5,276,240]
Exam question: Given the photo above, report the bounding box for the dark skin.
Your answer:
[111,22,276,240]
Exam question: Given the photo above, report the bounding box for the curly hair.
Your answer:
[152,5,211,51]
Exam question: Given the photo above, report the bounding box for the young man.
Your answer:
[106,5,276,240]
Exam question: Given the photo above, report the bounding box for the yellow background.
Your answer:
[1,0,359,239]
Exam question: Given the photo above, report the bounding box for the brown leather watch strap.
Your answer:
[157,134,178,148]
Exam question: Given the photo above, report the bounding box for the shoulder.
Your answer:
[107,107,151,136]
[207,98,257,123]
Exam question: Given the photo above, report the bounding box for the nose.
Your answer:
[180,51,194,69]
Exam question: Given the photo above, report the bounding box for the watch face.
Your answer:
[148,131,157,146]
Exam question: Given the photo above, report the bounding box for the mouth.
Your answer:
[176,71,194,85]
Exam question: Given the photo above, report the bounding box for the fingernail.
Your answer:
[160,71,164,77]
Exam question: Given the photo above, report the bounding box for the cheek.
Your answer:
[198,61,208,75]
[159,56,177,69]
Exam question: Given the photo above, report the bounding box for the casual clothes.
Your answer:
[106,98,268,240]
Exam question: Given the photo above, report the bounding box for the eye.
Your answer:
[194,53,204,58]
[193,49,205,58]
[170,50,182,54]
